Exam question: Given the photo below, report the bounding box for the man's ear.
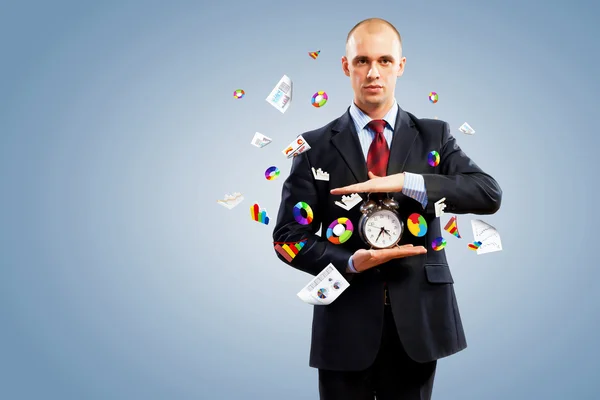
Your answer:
[397,56,406,77]
[342,56,350,77]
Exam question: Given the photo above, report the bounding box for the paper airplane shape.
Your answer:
[434,197,446,217]
[443,215,461,238]
[217,192,244,209]
[250,203,269,225]
[251,132,272,148]
[334,193,362,211]
[274,240,306,262]
[459,122,475,135]
[311,167,329,181]
[309,50,320,59]
[471,219,502,255]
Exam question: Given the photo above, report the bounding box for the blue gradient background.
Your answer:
[1,1,599,399]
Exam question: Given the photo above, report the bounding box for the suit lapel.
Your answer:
[331,109,369,183]
[330,107,419,183]
[387,107,419,175]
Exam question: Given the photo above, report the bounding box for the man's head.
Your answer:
[342,18,406,116]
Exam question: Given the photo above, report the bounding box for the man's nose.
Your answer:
[367,63,380,79]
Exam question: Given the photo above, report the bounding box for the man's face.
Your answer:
[342,25,405,111]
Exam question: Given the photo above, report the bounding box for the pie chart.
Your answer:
[407,213,428,237]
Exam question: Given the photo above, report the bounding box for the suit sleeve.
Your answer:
[272,150,354,277]
[421,122,502,215]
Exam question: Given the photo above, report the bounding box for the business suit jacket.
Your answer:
[272,106,502,371]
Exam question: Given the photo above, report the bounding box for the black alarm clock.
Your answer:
[357,193,404,249]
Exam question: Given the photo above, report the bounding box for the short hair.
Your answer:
[346,18,402,49]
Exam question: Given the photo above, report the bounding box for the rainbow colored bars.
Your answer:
[274,240,307,262]
[309,50,320,59]
[443,216,461,238]
[250,203,269,225]
[468,241,482,250]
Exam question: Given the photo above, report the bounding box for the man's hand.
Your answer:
[351,244,426,272]
[330,172,405,195]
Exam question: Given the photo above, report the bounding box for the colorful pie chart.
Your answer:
[234,89,245,99]
[407,213,428,237]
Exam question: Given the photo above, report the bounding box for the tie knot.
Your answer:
[367,119,387,135]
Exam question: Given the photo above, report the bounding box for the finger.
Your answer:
[368,171,380,179]
[330,183,369,194]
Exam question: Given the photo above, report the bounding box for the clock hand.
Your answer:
[375,228,384,242]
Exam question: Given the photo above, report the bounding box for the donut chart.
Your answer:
[311,91,328,107]
[428,91,438,103]
[234,89,245,99]
[326,217,354,244]
[432,237,446,251]
[428,151,440,167]
[265,166,280,180]
[293,201,314,225]
[407,213,428,237]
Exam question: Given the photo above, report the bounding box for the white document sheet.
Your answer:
[471,219,502,255]
[297,263,350,305]
[266,74,293,113]
[282,135,311,158]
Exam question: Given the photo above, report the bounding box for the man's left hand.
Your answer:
[330,171,405,195]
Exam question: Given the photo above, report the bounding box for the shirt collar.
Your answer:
[349,99,399,131]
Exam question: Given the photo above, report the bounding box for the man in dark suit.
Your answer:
[272,17,502,400]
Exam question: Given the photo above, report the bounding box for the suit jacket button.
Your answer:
[374,268,381,273]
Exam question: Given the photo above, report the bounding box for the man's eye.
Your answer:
[381,60,390,64]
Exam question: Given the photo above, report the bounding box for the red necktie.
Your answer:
[366,119,391,304]
[366,120,390,177]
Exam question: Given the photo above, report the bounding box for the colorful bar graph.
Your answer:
[250,203,269,225]
[274,240,306,262]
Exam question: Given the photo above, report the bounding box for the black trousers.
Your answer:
[318,307,437,400]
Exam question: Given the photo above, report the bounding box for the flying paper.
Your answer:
[459,122,475,135]
[334,193,362,211]
[217,192,244,209]
[266,74,293,114]
[434,197,446,217]
[470,219,502,255]
[251,132,272,148]
[297,263,350,305]
[311,167,329,181]
[282,135,311,158]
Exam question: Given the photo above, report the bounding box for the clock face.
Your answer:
[364,209,403,248]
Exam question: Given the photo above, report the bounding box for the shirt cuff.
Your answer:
[402,172,428,209]
[347,256,358,273]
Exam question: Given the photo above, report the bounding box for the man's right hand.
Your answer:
[351,244,427,273]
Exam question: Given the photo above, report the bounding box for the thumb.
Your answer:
[368,171,380,179]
